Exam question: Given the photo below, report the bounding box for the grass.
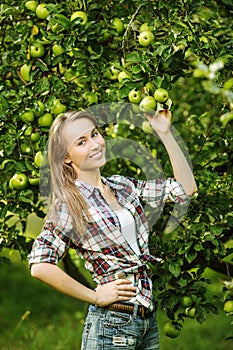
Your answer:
[0,249,232,350]
[0,249,86,350]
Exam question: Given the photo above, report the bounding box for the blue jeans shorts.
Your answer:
[81,304,160,350]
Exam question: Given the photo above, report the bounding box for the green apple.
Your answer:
[10,173,28,190]
[20,63,31,81]
[38,113,53,127]
[36,3,50,19]
[219,112,233,127]
[30,43,45,58]
[139,22,154,32]
[104,65,120,80]
[224,300,233,313]
[28,175,40,186]
[139,96,156,112]
[163,322,181,339]
[138,30,154,46]
[34,100,45,116]
[181,295,193,308]
[34,151,48,168]
[25,1,38,12]
[83,92,98,105]
[128,88,142,104]
[20,110,35,123]
[52,44,65,56]
[70,11,87,25]
[104,69,118,80]
[51,99,66,115]
[185,307,196,318]
[30,132,40,142]
[24,126,33,136]
[142,120,153,134]
[154,88,169,103]
[118,71,131,82]
[31,24,39,35]
[111,17,124,34]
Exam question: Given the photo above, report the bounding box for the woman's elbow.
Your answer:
[186,183,198,196]
[30,263,49,279]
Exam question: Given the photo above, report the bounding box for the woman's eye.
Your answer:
[78,139,86,146]
[92,131,99,137]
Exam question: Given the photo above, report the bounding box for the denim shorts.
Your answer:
[81,304,160,350]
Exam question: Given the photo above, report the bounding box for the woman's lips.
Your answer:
[89,149,103,159]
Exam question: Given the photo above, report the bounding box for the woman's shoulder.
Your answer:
[107,174,136,186]
[106,175,145,194]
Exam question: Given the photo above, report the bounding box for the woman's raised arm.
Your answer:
[146,109,197,196]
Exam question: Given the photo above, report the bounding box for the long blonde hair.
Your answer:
[47,110,97,236]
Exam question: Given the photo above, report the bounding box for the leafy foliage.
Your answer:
[0,0,233,334]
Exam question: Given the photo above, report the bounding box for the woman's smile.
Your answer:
[89,148,104,159]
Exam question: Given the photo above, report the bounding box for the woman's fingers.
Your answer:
[115,279,137,292]
[95,279,137,306]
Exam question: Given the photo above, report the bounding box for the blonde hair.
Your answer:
[47,110,97,236]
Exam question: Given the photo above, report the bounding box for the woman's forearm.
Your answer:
[158,131,197,196]
[31,263,97,304]
[31,262,137,307]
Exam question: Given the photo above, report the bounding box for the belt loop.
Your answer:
[132,303,138,319]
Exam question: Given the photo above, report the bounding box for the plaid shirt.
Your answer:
[28,175,189,310]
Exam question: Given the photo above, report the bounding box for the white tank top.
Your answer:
[115,208,140,255]
[115,208,141,303]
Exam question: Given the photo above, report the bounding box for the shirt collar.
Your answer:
[74,176,125,198]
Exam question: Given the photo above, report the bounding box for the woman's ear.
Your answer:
[64,157,71,164]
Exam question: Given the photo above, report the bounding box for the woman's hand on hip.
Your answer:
[95,279,137,307]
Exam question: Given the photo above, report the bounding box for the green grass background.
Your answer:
[0,214,232,349]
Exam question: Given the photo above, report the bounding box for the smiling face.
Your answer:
[63,117,106,178]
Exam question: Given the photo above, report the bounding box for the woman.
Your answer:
[28,109,197,349]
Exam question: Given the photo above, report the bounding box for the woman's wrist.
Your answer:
[155,129,173,142]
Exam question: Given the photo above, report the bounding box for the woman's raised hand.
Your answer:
[95,279,137,307]
[145,109,171,135]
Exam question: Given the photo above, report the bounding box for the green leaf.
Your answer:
[169,261,181,277]
[185,251,197,264]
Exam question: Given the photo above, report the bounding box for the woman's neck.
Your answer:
[77,170,104,190]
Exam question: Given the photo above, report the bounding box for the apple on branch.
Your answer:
[34,151,48,168]
[70,11,87,25]
[139,96,156,113]
[20,63,31,82]
[20,110,35,123]
[36,3,50,19]
[52,44,65,57]
[138,30,154,46]
[38,113,53,127]
[25,1,38,12]
[111,18,124,34]
[10,173,28,190]
[118,71,131,83]
[30,42,45,58]
[51,99,66,115]
[128,88,142,104]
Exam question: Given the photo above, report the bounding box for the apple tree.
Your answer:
[0,0,233,336]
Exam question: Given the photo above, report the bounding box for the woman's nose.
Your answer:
[89,138,99,148]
